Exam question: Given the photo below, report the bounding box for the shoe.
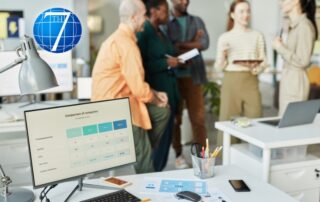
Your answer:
[175,155,189,169]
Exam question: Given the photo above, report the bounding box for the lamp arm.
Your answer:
[0,57,26,74]
[0,164,5,177]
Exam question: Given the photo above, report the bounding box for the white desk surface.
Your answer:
[26,165,295,202]
[0,100,78,134]
[215,114,320,149]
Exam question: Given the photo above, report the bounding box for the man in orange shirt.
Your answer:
[91,0,170,173]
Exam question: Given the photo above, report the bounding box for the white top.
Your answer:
[215,114,320,149]
[214,28,268,74]
[26,165,295,202]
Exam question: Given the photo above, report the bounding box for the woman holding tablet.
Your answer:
[273,0,317,115]
[215,0,267,144]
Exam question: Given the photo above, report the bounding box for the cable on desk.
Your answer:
[39,184,57,202]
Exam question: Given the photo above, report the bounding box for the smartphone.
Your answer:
[104,177,131,188]
[229,180,250,192]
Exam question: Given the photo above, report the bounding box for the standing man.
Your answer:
[167,0,209,169]
[91,0,170,174]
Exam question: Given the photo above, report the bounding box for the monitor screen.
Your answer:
[24,98,136,188]
[0,50,73,96]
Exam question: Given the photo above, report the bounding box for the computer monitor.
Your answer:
[24,98,136,189]
[0,50,72,96]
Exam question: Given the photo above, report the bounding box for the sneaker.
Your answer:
[175,155,189,169]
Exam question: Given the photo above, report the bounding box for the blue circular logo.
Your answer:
[33,8,82,53]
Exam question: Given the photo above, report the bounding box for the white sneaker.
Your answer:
[175,155,189,169]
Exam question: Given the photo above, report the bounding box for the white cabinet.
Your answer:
[215,115,320,202]
[230,144,320,202]
[288,189,319,202]
[270,165,320,192]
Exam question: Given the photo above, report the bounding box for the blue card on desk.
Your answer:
[159,180,207,195]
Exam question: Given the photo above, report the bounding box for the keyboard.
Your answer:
[80,189,141,202]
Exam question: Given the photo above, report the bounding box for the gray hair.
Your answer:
[119,0,141,23]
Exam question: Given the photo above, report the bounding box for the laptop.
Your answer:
[260,99,320,128]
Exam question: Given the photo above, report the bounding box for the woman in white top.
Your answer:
[215,0,267,144]
[273,0,317,115]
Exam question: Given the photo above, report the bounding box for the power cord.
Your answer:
[39,184,57,202]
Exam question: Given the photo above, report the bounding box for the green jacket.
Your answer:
[137,20,180,111]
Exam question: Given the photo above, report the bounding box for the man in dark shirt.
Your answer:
[167,0,209,168]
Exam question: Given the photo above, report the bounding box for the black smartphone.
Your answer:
[229,180,250,192]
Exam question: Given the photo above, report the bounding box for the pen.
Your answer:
[211,146,223,158]
[201,146,205,158]
[210,147,218,158]
[205,138,209,158]
[165,54,173,58]
[140,199,151,202]
[279,28,283,39]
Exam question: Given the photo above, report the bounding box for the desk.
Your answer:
[0,100,78,134]
[215,114,320,202]
[0,100,78,186]
[26,165,295,202]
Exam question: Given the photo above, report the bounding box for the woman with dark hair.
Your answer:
[215,0,268,145]
[273,0,317,115]
[137,0,182,171]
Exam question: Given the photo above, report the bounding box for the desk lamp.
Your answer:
[0,35,58,95]
[0,165,34,202]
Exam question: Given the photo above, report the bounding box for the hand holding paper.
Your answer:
[177,48,199,63]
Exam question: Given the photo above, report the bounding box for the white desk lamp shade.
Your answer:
[18,36,58,95]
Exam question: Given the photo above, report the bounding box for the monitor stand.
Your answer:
[65,177,121,202]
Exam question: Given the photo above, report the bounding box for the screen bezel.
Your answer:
[24,98,135,189]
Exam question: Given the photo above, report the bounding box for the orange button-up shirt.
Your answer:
[91,23,155,130]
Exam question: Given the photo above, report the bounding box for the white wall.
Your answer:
[74,0,90,61]
[251,0,280,83]
[88,0,121,50]
[188,0,228,60]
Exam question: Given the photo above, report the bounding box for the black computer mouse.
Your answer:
[176,191,202,202]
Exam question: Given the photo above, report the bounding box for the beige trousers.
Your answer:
[217,72,262,146]
[279,68,310,115]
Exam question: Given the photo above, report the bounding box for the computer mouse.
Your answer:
[176,191,201,202]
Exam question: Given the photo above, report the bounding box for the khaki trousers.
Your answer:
[132,104,170,174]
[217,72,262,145]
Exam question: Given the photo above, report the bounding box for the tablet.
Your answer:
[233,59,263,64]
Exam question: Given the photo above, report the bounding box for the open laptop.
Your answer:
[260,99,320,128]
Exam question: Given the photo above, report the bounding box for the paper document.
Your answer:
[141,177,207,195]
[204,188,232,202]
[178,48,199,62]
[140,178,231,202]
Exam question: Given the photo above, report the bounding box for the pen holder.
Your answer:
[191,154,215,179]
